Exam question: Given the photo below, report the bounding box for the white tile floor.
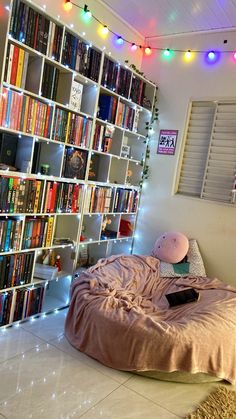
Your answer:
[0,309,234,419]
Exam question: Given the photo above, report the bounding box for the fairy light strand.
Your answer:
[63,0,236,58]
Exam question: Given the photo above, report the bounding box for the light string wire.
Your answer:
[65,1,236,55]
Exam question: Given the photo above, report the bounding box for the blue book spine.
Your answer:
[98,95,112,121]
[4,220,12,252]
[5,90,12,128]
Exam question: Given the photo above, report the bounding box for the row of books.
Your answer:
[0,87,53,138]
[83,185,138,214]
[4,44,29,90]
[43,181,83,213]
[0,252,34,290]
[0,177,44,214]
[92,124,114,153]
[0,285,45,326]
[114,188,139,213]
[61,31,101,82]
[0,219,22,252]
[22,216,54,249]
[98,95,118,124]
[48,23,63,62]
[130,78,147,108]
[41,63,60,101]
[101,58,132,98]
[9,0,50,55]
[116,102,136,130]
[84,186,113,213]
[53,108,92,146]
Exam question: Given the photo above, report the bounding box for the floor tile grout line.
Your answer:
[122,382,181,418]
[48,336,133,385]
[0,334,49,367]
[19,324,65,344]
[78,383,124,418]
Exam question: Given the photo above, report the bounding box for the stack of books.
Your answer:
[62,31,101,82]
[53,108,92,146]
[114,188,139,213]
[0,218,22,252]
[43,181,83,213]
[9,0,50,54]
[0,176,44,213]
[4,44,29,89]
[0,252,34,289]
[0,87,53,138]
[84,186,113,213]
[98,94,118,124]
[22,216,54,249]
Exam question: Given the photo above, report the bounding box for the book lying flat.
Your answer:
[165,288,199,307]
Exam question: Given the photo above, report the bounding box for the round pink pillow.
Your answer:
[152,232,189,263]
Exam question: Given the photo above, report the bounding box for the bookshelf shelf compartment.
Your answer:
[123,132,146,162]
[41,60,73,105]
[81,214,103,243]
[4,41,43,95]
[76,241,107,269]
[109,157,128,185]
[31,140,64,177]
[0,0,157,326]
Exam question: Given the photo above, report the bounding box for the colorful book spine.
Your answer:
[0,88,52,138]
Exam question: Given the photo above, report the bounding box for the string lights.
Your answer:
[63,0,236,61]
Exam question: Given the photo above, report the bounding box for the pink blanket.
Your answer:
[65,255,236,384]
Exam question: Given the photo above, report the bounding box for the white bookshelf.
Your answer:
[0,0,157,327]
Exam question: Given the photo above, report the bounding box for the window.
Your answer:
[177,100,236,204]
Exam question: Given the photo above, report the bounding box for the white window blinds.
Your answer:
[177,100,236,204]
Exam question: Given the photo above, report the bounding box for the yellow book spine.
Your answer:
[23,96,30,132]
[45,216,54,247]
[31,101,38,135]
[33,181,42,213]
[15,48,25,88]
[65,112,71,143]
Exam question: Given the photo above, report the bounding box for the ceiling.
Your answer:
[102,0,236,38]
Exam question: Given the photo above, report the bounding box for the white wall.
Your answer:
[29,0,144,68]
[134,30,236,286]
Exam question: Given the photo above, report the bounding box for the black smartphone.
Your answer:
[165,288,199,307]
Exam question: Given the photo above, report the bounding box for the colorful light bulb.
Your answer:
[116,36,124,45]
[164,48,170,57]
[208,51,215,60]
[185,50,192,59]
[63,0,72,12]
[83,4,92,19]
[145,46,152,56]
[131,43,137,51]
[101,25,109,36]
[233,52,236,61]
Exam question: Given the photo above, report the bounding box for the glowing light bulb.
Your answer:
[208,51,215,60]
[233,52,236,61]
[185,50,192,59]
[83,4,92,20]
[63,0,72,11]
[205,50,220,64]
[101,25,109,35]
[145,46,152,56]
[131,43,137,51]
[164,48,170,57]
[116,36,124,45]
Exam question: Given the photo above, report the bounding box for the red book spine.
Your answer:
[43,105,51,138]
[0,87,8,126]
[10,46,19,86]
[71,184,79,213]
[16,93,24,130]
[33,14,39,50]
[50,182,58,213]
